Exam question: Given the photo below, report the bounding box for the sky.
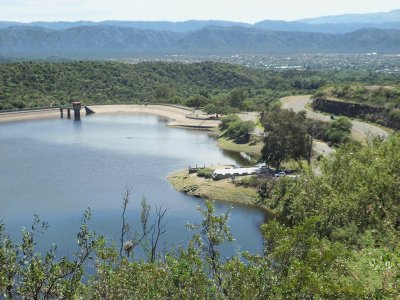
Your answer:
[0,0,399,23]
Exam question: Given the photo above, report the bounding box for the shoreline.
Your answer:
[167,168,268,211]
[0,108,60,123]
[0,104,265,209]
[0,104,220,128]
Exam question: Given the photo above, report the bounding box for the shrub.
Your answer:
[331,116,352,132]
[197,168,213,179]
[224,120,255,143]
[237,175,259,187]
[325,117,352,146]
[219,114,240,131]
[325,128,351,145]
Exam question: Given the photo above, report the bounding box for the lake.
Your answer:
[0,114,266,258]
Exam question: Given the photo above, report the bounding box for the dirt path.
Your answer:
[313,140,334,155]
[281,96,389,141]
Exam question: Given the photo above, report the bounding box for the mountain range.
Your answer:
[1,9,400,33]
[298,9,400,24]
[0,9,399,57]
[1,26,399,56]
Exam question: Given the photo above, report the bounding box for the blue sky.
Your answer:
[0,0,399,23]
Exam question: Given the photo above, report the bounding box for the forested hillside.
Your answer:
[1,26,400,57]
[0,61,277,110]
[1,61,400,111]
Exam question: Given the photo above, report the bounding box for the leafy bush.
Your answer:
[219,114,240,131]
[261,109,311,168]
[325,128,351,145]
[224,120,255,143]
[331,116,352,132]
[186,95,209,108]
[325,116,352,146]
[197,168,213,178]
[270,134,400,248]
[305,119,330,140]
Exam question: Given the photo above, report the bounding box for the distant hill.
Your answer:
[0,20,251,32]
[177,26,335,53]
[0,26,181,56]
[299,9,400,24]
[0,26,399,57]
[0,61,275,110]
[1,9,400,34]
[337,28,400,53]
[254,20,400,34]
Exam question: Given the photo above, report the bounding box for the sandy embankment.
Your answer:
[0,105,220,128]
[92,105,219,128]
[0,109,60,123]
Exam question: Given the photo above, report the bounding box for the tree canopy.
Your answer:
[261,109,312,168]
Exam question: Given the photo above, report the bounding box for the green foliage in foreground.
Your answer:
[0,202,371,299]
[269,135,400,247]
[2,135,400,299]
[261,134,400,296]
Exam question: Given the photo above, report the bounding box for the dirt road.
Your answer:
[281,96,389,141]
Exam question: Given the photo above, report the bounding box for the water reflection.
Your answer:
[221,149,255,166]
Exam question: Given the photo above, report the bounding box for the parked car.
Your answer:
[274,171,286,177]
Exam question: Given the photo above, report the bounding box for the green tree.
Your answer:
[187,201,233,296]
[0,210,99,299]
[270,135,400,247]
[155,83,175,100]
[203,103,223,118]
[261,217,365,298]
[224,120,255,143]
[261,109,311,168]
[227,88,245,109]
[186,95,209,108]
[219,114,240,131]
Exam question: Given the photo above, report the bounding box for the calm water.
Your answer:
[0,114,265,258]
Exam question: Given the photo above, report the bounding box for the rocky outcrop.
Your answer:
[312,98,400,130]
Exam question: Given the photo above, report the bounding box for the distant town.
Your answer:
[118,53,400,73]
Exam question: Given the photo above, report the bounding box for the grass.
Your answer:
[217,136,263,159]
[167,168,264,208]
